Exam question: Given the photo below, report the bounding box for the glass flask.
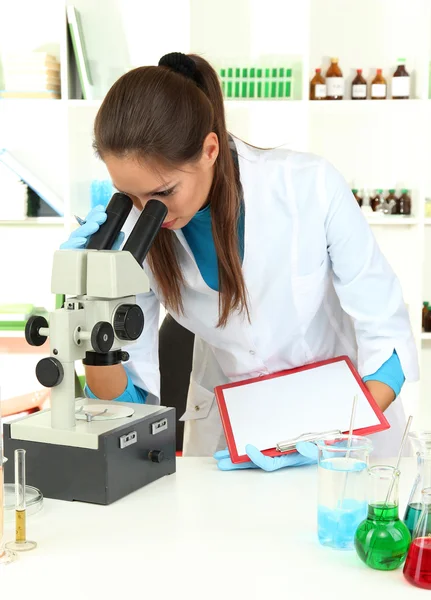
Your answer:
[404,431,431,535]
[355,465,411,570]
[0,413,18,565]
[316,435,372,550]
[403,487,431,589]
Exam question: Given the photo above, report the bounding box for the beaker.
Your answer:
[403,487,431,589]
[316,435,372,550]
[355,465,411,570]
[403,431,431,535]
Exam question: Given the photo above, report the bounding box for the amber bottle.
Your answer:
[386,189,398,214]
[370,190,382,212]
[352,69,367,100]
[310,68,326,100]
[392,59,410,99]
[371,69,387,100]
[326,58,344,100]
[398,189,412,215]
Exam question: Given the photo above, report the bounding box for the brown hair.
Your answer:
[93,54,249,327]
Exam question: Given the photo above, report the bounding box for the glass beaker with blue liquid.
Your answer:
[317,435,372,550]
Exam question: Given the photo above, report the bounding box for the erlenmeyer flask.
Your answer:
[403,487,431,589]
[404,431,431,535]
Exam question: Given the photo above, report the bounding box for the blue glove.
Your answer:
[60,205,125,250]
[214,443,317,472]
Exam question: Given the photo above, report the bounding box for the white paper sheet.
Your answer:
[222,360,380,456]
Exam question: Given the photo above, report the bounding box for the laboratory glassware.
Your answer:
[404,431,431,535]
[5,449,37,552]
[403,487,431,589]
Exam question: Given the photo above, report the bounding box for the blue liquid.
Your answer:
[318,500,368,550]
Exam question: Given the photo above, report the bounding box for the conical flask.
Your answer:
[404,432,431,535]
[403,487,431,589]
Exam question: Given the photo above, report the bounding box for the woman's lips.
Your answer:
[161,219,177,229]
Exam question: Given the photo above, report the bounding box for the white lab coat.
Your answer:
[123,137,419,459]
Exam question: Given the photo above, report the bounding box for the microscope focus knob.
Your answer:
[36,357,64,387]
[91,322,115,353]
[25,315,48,346]
[114,304,144,341]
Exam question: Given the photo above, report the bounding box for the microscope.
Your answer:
[3,194,176,505]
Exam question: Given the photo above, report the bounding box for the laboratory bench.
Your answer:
[1,457,423,600]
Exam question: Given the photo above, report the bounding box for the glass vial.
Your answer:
[310,68,326,100]
[392,58,410,99]
[404,432,431,534]
[403,487,431,589]
[326,58,344,100]
[352,69,367,100]
[354,465,411,570]
[371,69,387,100]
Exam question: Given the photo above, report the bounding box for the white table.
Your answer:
[1,458,423,600]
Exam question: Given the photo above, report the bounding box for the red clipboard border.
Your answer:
[214,356,390,464]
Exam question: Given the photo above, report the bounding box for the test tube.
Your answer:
[5,449,37,552]
[0,457,18,565]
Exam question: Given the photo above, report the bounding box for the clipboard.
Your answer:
[214,356,390,464]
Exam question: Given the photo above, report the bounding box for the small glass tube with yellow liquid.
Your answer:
[5,449,37,552]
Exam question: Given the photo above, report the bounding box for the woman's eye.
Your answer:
[154,188,175,197]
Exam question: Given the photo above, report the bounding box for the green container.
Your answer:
[242,68,248,98]
[257,68,263,98]
[220,68,226,96]
[264,68,270,98]
[249,67,256,98]
[227,68,233,98]
[278,68,284,98]
[234,68,240,98]
[271,68,277,98]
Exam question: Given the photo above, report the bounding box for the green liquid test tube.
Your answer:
[220,69,226,96]
[285,68,292,98]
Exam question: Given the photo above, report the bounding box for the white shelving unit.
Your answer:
[1,0,431,420]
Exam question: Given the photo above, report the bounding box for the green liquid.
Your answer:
[354,504,411,571]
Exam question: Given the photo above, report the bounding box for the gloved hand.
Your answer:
[214,442,318,472]
[60,205,125,250]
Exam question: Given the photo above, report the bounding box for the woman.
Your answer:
[62,52,418,469]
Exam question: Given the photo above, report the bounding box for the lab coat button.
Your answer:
[249,350,256,356]
[195,405,200,411]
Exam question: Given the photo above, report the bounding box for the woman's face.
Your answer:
[104,132,219,230]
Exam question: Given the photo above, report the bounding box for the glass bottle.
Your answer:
[325,58,344,100]
[0,410,18,565]
[423,302,429,329]
[392,58,410,100]
[310,68,326,100]
[398,189,412,215]
[370,189,382,212]
[425,311,431,333]
[403,487,431,589]
[354,465,411,570]
[352,189,363,207]
[371,69,387,100]
[352,69,367,100]
[386,189,398,214]
[404,432,431,534]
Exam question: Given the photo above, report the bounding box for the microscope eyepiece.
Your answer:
[122,199,168,265]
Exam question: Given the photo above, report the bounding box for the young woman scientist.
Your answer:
[62,52,418,470]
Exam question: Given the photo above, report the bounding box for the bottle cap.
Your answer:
[424,301,429,307]
[397,58,406,64]
[357,69,363,74]
[377,189,383,194]
[401,188,409,194]
[352,189,358,194]
[377,68,382,74]
[331,57,338,63]
[316,68,321,73]
[389,189,396,193]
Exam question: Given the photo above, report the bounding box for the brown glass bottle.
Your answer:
[424,309,431,333]
[352,69,367,100]
[386,189,398,214]
[326,58,344,100]
[423,302,429,329]
[371,69,387,100]
[398,189,412,215]
[352,189,363,207]
[392,59,410,99]
[310,68,326,100]
[370,189,382,212]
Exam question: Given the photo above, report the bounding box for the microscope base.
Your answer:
[3,402,176,505]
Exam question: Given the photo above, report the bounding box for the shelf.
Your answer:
[366,216,418,226]
[0,217,64,227]
[422,333,431,341]
[425,219,431,225]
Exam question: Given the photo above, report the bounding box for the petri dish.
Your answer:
[3,484,43,522]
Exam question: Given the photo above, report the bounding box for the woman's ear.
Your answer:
[201,132,219,168]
